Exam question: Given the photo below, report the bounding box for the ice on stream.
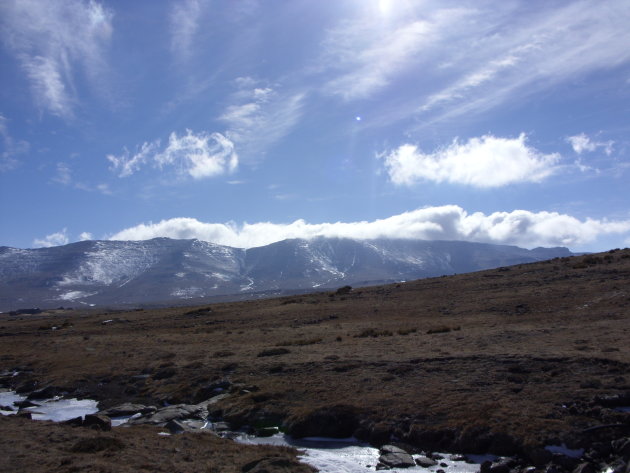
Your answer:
[0,389,98,421]
[239,434,485,473]
[26,398,99,422]
[0,390,26,415]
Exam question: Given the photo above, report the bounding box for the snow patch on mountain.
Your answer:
[58,241,159,286]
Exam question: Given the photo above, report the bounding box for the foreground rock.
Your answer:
[128,404,207,426]
[98,403,157,417]
[377,445,416,469]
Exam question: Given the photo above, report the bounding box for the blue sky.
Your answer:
[1,0,630,252]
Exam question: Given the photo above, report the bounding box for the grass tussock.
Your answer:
[276,338,323,347]
[426,325,461,334]
[354,328,394,338]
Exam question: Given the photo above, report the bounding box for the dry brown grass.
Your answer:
[1,249,629,464]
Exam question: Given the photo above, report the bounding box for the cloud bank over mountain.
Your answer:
[107,206,630,250]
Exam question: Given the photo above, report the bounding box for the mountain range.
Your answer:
[0,237,573,311]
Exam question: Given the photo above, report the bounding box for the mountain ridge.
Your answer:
[0,237,573,311]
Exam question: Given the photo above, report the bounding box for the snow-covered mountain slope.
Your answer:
[0,237,572,310]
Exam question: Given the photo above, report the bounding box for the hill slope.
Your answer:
[0,237,572,310]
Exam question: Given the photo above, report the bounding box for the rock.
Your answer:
[573,463,597,473]
[378,445,415,469]
[481,459,513,473]
[595,394,630,408]
[416,456,438,468]
[26,386,58,400]
[15,400,38,409]
[98,403,156,417]
[612,438,630,460]
[63,416,84,427]
[545,465,564,473]
[193,380,232,403]
[165,419,194,434]
[553,453,580,470]
[610,460,628,473]
[128,404,206,425]
[83,414,112,431]
[212,421,230,431]
[380,445,407,455]
[241,457,313,473]
[16,411,32,419]
[256,427,280,437]
[526,447,553,467]
[0,404,14,411]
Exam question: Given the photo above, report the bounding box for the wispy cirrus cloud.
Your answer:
[0,114,29,171]
[0,0,113,119]
[381,134,560,188]
[415,1,630,123]
[170,0,206,62]
[220,78,305,161]
[107,129,237,179]
[567,133,614,155]
[319,8,471,100]
[108,206,630,250]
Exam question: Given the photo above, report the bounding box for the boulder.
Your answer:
[26,386,58,400]
[98,403,156,417]
[128,404,206,425]
[83,414,112,431]
[378,446,416,469]
[416,456,438,467]
[15,400,38,409]
[481,459,513,473]
[63,416,84,427]
[553,453,580,470]
[612,438,630,460]
[573,463,597,473]
[165,419,194,434]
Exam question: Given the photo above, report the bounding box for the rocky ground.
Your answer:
[1,249,629,472]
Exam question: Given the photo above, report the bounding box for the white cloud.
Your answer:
[107,130,237,179]
[33,228,69,248]
[53,162,72,185]
[108,206,630,250]
[381,134,560,188]
[567,133,614,155]
[170,0,205,62]
[0,0,113,118]
[0,114,29,171]
[79,232,93,241]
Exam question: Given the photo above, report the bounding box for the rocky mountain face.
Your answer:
[0,237,572,310]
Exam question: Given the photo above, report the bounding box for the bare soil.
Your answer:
[1,249,629,470]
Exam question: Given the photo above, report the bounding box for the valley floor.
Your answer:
[1,250,629,472]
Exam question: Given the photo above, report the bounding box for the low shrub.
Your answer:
[257,348,291,357]
[354,328,393,338]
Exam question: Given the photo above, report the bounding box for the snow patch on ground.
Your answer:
[239,434,485,473]
[171,287,203,298]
